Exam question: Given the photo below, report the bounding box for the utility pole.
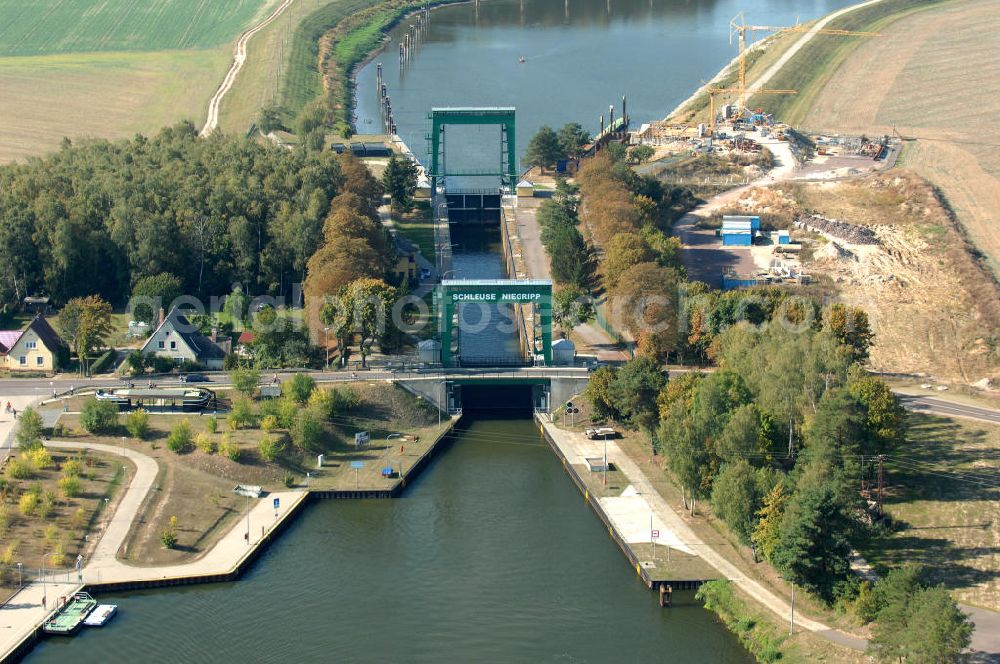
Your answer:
[876,454,886,517]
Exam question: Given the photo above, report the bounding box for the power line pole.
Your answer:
[876,454,886,518]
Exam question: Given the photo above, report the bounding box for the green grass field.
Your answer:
[0,0,270,56]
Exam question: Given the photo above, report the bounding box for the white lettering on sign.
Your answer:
[500,293,542,301]
[452,293,497,302]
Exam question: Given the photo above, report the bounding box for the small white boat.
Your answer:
[83,604,117,627]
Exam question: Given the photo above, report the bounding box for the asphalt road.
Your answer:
[896,394,1000,425]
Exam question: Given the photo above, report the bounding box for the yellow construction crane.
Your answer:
[707,86,796,135]
[729,12,880,111]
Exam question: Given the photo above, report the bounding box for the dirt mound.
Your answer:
[742,173,1000,383]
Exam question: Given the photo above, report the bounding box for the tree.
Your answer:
[382,153,419,211]
[257,105,284,134]
[752,482,786,563]
[258,434,284,462]
[607,356,667,434]
[824,303,874,362]
[126,409,149,439]
[557,123,590,159]
[552,286,594,335]
[80,398,120,434]
[869,568,973,664]
[228,366,260,397]
[15,407,44,450]
[710,460,776,545]
[525,125,565,171]
[59,295,113,375]
[284,373,317,405]
[131,272,183,324]
[771,482,853,601]
[224,284,249,327]
[849,373,906,453]
[584,366,619,421]
[340,278,397,368]
[602,233,654,290]
[611,262,681,363]
[628,144,655,164]
[292,407,325,452]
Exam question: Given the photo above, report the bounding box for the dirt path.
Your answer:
[200,0,296,136]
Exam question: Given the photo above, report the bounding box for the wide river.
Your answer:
[26,415,752,663]
[355,0,859,175]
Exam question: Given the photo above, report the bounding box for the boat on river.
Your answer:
[43,592,98,635]
[83,604,118,627]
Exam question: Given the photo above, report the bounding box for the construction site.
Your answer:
[625,7,999,385]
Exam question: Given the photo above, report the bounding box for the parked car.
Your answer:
[180,373,209,383]
[584,427,618,440]
[420,267,432,280]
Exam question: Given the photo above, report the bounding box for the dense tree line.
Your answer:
[581,300,974,660]
[0,123,345,310]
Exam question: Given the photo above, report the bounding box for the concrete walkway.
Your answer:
[0,394,36,465]
[0,440,307,661]
[540,418,869,651]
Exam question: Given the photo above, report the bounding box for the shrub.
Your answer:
[27,447,53,470]
[44,524,59,544]
[261,415,279,432]
[206,417,218,434]
[150,355,174,374]
[166,419,192,453]
[282,472,296,488]
[49,542,66,567]
[0,504,9,538]
[15,407,44,450]
[292,408,325,452]
[62,459,82,477]
[195,432,216,455]
[126,409,150,439]
[0,541,16,566]
[307,388,335,420]
[219,435,241,462]
[258,434,284,462]
[71,507,86,528]
[38,491,56,519]
[59,475,81,498]
[160,529,177,549]
[19,492,38,516]
[284,374,316,404]
[160,516,179,549]
[227,397,257,430]
[6,457,33,480]
[80,397,120,434]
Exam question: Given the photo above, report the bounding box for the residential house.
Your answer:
[0,314,68,372]
[139,308,228,369]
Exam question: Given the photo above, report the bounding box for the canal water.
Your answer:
[355,0,859,174]
[25,413,752,663]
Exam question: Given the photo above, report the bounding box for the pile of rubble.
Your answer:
[795,214,879,245]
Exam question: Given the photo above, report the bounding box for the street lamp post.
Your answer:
[40,551,59,610]
[17,562,22,588]
[323,327,330,369]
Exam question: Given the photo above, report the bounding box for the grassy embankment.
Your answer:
[47,383,448,566]
[860,413,1000,611]
[752,0,953,124]
[0,0,272,161]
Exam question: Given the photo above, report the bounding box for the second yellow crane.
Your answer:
[729,12,880,112]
